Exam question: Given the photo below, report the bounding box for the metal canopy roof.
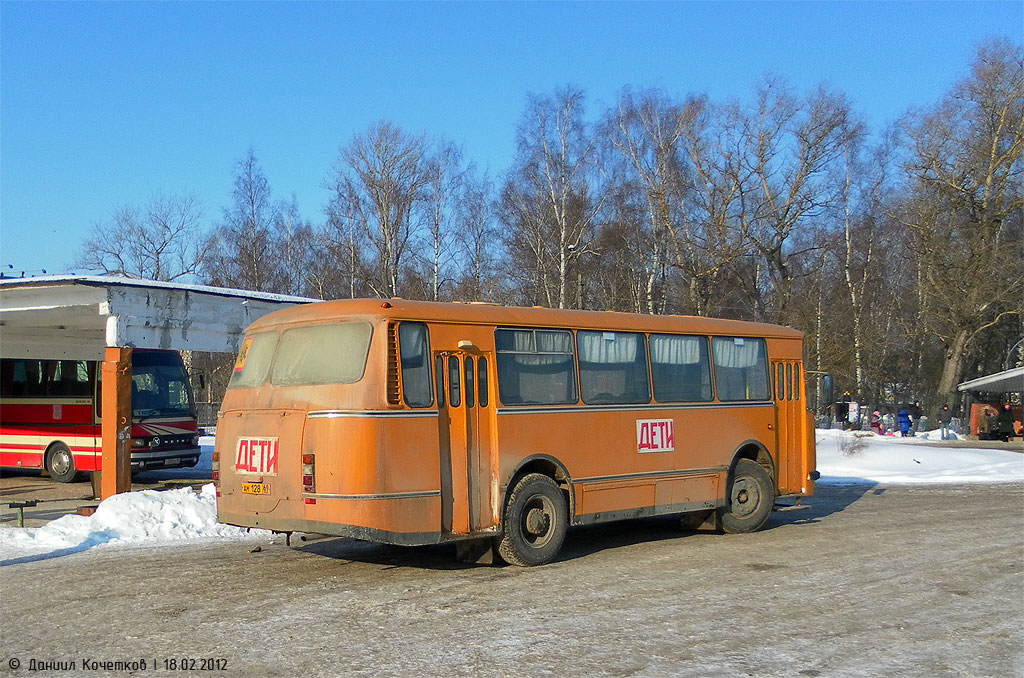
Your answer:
[0,275,315,360]
[957,366,1024,394]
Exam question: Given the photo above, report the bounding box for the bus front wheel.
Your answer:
[718,458,773,534]
[497,473,567,567]
[45,443,79,483]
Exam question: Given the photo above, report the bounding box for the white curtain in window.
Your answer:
[578,332,638,364]
[535,331,572,353]
[651,335,701,365]
[713,338,761,368]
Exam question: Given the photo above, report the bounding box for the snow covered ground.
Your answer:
[816,428,1024,484]
[0,430,1020,562]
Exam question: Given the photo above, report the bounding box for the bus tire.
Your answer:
[497,473,567,567]
[45,443,79,483]
[718,458,773,534]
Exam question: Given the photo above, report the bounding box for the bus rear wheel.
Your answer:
[497,473,567,567]
[719,458,773,534]
[46,443,79,483]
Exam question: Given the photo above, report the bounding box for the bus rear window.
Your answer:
[229,333,278,388]
[271,322,372,386]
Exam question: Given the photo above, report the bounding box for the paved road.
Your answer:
[0,482,1021,677]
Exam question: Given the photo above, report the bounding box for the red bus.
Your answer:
[1,350,202,482]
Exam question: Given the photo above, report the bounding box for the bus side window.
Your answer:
[649,334,712,403]
[793,363,801,401]
[786,363,793,401]
[464,356,475,408]
[398,322,433,407]
[711,337,770,401]
[448,356,461,407]
[477,357,488,407]
[434,355,445,408]
[776,363,785,401]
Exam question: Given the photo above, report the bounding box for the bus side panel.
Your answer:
[0,400,99,471]
[496,405,775,519]
[300,415,442,537]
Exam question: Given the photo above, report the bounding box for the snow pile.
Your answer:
[816,429,1024,484]
[0,484,267,562]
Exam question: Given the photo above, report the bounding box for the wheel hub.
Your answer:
[525,507,550,535]
[731,478,761,518]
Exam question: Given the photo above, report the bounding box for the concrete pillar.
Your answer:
[100,347,132,499]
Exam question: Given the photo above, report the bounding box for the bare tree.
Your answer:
[205,149,286,292]
[897,39,1024,411]
[326,121,430,299]
[76,193,209,281]
[503,87,603,308]
[419,141,467,301]
[453,172,501,301]
[737,79,860,323]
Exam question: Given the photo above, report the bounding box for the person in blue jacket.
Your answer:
[897,408,912,437]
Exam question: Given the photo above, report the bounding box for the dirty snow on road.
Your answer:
[0,430,1020,562]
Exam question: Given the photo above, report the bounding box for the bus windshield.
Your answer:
[131,351,195,418]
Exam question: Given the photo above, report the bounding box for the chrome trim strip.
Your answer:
[496,402,772,415]
[307,410,438,419]
[574,466,728,485]
[304,490,441,500]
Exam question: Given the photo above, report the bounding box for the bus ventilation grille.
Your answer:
[386,322,402,406]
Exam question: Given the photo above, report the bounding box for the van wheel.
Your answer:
[718,459,773,533]
[46,443,79,483]
[497,473,567,567]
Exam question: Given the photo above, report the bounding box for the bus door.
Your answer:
[772,361,803,492]
[434,350,495,535]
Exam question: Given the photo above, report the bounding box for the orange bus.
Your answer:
[214,299,817,566]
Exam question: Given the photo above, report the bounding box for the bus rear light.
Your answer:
[304,498,316,504]
[302,453,315,493]
[211,471,219,481]
[211,451,219,462]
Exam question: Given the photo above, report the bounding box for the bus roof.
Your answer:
[244,298,803,340]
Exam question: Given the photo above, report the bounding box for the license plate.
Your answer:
[241,482,271,495]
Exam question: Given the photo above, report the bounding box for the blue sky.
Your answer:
[1,1,1020,276]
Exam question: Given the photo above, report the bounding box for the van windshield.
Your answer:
[270,322,373,386]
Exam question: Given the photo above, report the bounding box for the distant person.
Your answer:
[910,401,923,434]
[978,405,998,440]
[870,410,883,435]
[898,408,912,437]
[938,405,952,440]
[996,404,1016,442]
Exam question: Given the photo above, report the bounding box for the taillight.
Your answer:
[302,453,315,494]
[211,450,220,486]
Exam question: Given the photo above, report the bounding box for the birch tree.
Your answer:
[327,122,430,298]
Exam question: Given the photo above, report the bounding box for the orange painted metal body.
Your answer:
[215,299,817,545]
